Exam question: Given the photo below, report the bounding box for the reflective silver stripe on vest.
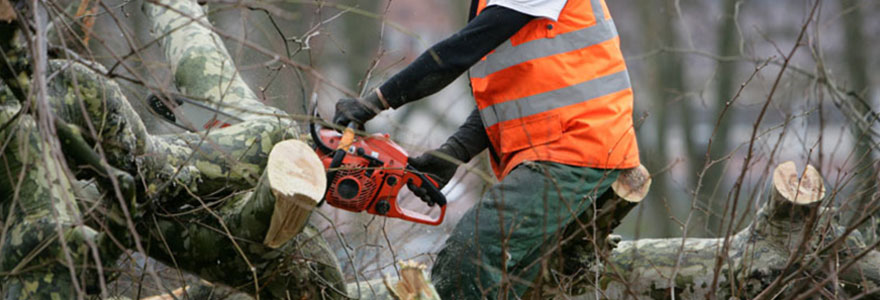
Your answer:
[592,0,605,20]
[480,70,631,127]
[470,0,617,79]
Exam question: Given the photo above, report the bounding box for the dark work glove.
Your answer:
[409,144,459,186]
[332,91,385,127]
[407,108,490,205]
[407,145,459,206]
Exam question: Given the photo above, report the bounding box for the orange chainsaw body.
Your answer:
[313,127,447,226]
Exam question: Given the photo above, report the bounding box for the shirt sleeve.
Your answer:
[377,6,534,108]
[486,0,568,21]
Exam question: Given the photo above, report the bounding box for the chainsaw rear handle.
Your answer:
[405,165,447,207]
[387,198,447,226]
[384,168,446,226]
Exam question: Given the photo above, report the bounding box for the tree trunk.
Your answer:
[839,0,878,236]
[635,0,674,238]
[5,1,880,299]
[575,162,880,299]
[699,0,740,236]
[2,1,347,298]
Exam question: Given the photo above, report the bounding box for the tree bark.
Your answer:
[5,1,880,299]
[574,162,880,299]
[1,14,124,299]
[2,1,347,298]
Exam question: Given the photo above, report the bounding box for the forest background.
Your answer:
[3,0,880,298]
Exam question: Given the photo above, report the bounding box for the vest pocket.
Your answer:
[498,113,563,154]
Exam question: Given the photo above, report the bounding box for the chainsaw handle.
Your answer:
[391,200,447,226]
[416,172,447,207]
[325,149,346,185]
[324,122,357,187]
[405,165,447,207]
[382,168,446,226]
[337,122,357,150]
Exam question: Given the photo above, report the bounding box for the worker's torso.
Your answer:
[470,0,640,179]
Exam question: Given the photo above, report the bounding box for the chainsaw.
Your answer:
[147,93,447,225]
[309,119,447,226]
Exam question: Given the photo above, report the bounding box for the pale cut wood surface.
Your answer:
[263,139,326,248]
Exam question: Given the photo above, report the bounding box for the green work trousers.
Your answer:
[432,161,619,299]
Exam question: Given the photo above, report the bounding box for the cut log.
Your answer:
[611,164,652,203]
[759,161,826,243]
[571,162,880,299]
[2,1,346,298]
[344,261,440,300]
[384,260,441,300]
[263,139,326,248]
[771,160,824,205]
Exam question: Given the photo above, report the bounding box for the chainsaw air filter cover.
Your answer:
[326,163,376,211]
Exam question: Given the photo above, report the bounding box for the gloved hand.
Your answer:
[332,91,385,127]
[407,108,490,205]
[407,145,459,206]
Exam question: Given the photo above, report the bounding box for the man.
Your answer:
[333,0,639,298]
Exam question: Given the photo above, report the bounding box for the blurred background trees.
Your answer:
[3,0,880,298]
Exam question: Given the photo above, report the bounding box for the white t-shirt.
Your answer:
[486,0,568,21]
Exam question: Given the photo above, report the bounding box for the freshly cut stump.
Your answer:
[772,160,825,205]
[611,164,651,203]
[263,140,326,248]
[763,161,825,226]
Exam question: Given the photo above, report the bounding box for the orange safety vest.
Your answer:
[471,0,640,179]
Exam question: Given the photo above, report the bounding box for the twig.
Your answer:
[713,1,820,297]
